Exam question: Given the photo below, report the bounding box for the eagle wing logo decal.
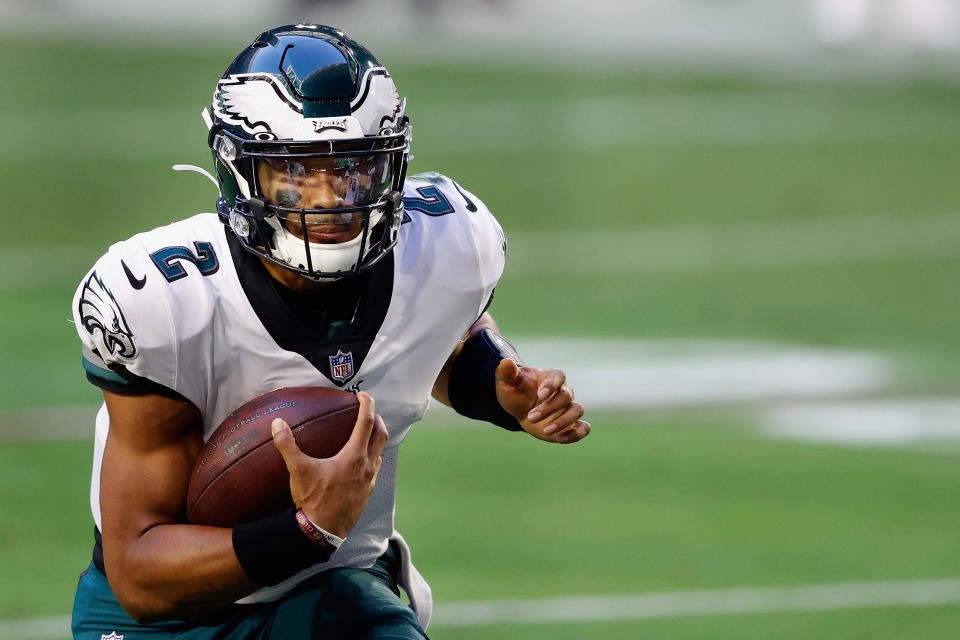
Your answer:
[79,271,137,363]
[213,74,305,139]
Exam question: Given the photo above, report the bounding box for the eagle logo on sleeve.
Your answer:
[79,271,137,362]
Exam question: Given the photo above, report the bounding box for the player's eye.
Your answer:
[275,189,302,208]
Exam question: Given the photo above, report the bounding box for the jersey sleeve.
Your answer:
[402,172,507,321]
[456,179,508,317]
[72,242,183,400]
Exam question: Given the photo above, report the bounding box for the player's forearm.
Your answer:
[432,311,500,405]
[104,523,257,624]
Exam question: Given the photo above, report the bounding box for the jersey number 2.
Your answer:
[402,186,456,216]
[150,242,220,282]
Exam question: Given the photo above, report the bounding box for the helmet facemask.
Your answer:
[212,121,409,282]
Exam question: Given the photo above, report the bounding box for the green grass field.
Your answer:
[1,28,959,639]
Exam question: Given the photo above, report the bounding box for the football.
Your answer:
[186,386,359,527]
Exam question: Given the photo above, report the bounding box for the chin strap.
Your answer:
[384,191,404,247]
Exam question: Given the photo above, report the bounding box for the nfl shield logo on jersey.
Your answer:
[329,350,355,383]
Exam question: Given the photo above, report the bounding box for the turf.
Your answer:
[1,27,959,639]
[431,605,960,640]
[397,415,960,598]
[0,442,93,619]
[3,414,960,633]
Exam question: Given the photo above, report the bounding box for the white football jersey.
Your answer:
[71,173,506,615]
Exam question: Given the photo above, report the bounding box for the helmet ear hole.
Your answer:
[247,197,267,222]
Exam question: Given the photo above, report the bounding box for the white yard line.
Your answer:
[510,337,891,410]
[762,398,960,449]
[431,578,960,627]
[5,578,960,637]
[1,213,956,292]
[0,615,71,640]
[4,90,960,161]
[6,338,959,452]
[413,93,960,152]
[505,213,960,277]
[0,339,892,441]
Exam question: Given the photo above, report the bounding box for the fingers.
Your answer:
[535,368,566,402]
[344,392,377,454]
[271,418,306,469]
[343,392,389,463]
[541,400,585,436]
[521,369,588,444]
[367,414,389,459]
[527,379,572,423]
[494,358,521,386]
[554,420,591,444]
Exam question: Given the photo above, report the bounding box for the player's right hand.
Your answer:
[270,392,388,539]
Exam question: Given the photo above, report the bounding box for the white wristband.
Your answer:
[294,509,345,550]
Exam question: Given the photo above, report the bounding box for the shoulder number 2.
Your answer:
[150,242,220,282]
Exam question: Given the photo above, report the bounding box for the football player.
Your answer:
[70,24,589,640]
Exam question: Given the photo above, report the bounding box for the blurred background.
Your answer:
[1,1,959,638]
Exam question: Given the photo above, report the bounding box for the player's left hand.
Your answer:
[494,359,590,444]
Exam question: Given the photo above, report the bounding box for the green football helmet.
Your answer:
[205,24,411,281]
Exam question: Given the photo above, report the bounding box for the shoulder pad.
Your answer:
[398,173,506,302]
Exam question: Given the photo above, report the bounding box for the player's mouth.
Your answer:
[306,226,360,244]
[283,215,363,244]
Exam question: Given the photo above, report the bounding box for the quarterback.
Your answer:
[70,24,589,640]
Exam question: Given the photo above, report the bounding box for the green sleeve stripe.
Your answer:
[81,356,130,386]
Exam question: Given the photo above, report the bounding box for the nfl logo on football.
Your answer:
[329,350,354,383]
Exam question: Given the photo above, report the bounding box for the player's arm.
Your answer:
[98,390,256,622]
[99,390,387,623]
[432,312,590,444]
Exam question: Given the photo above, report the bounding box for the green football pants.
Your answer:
[72,545,427,640]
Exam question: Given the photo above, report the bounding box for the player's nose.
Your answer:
[302,183,344,209]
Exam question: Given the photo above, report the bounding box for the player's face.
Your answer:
[257,155,390,244]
